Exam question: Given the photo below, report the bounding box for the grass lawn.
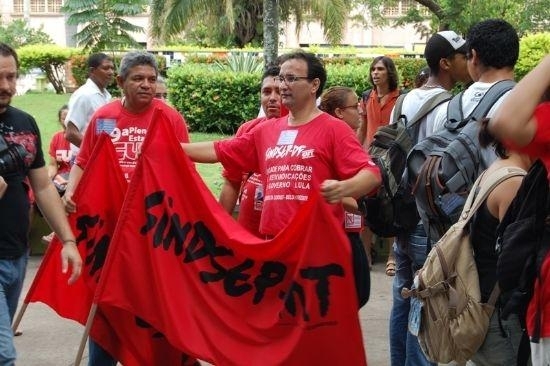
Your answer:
[11,92,228,196]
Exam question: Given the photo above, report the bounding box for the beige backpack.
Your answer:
[402,166,526,364]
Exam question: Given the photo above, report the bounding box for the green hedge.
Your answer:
[68,52,168,97]
[516,32,550,81]
[168,64,261,134]
[168,57,427,134]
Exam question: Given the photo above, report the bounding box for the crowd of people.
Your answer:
[1,16,550,366]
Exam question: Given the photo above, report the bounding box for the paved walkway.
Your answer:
[14,256,393,365]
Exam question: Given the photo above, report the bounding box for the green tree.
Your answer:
[150,0,356,48]
[363,0,550,36]
[17,45,75,94]
[61,0,147,52]
[0,20,52,48]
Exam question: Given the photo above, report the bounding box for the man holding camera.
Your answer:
[0,43,82,365]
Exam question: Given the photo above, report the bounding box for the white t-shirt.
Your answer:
[431,81,512,133]
[65,78,112,153]
[390,87,449,142]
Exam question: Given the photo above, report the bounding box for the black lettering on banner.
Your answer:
[280,281,310,321]
[300,264,344,316]
[75,214,110,281]
[253,261,286,304]
[139,191,343,317]
[141,191,232,259]
[200,258,254,296]
[75,214,100,242]
[184,221,233,262]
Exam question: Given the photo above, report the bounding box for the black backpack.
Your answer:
[495,159,550,365]
[361,90,452,237]
[407,80,516,243]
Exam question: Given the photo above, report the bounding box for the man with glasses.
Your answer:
[182,50,381,239]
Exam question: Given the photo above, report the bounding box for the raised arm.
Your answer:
[181,141,219,163]
[490,55,550,147]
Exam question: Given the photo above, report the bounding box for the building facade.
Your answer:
[0,0,428,52]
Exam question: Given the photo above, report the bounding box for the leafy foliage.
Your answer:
[168,64,261,134]
[61,0,147,52]
[17,45,75,94]
[167,57,427,133]
[0,20,53,48]
[516,33,550,81]
[151,0,356,48]
[213,52,264,73]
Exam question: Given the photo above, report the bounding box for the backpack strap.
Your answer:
[458,166,527,226]
[405,91,453,129]
[391,93,407,124]
[446,80,516,130]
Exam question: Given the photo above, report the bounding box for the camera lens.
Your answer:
[0,144,27,176]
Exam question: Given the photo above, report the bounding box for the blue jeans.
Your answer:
[389,224,435,366]
[88,339,117,366]
[0,255,28,366]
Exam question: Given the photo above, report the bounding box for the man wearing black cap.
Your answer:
[388,30,471,366]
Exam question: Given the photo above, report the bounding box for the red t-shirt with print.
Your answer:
[214,112,380,236]
[76,99,189,181]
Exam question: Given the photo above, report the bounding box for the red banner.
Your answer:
[95,116,367,365]
[25,134,127,324]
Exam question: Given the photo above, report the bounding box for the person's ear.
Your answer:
[334,107,345,120]
[310,78,320,95]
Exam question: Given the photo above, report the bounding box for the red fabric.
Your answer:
[95,115,367,366]
[48,131,72,174]
[509,102,550,174]
[523,102,550,338]
[76,99,189,181]
[25,134,127,324]
[214,112,380,236]
[360,89,400,146]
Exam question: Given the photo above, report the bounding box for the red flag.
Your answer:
[95,114,367,365]
[24,134,127,324]
[86,111,198,366]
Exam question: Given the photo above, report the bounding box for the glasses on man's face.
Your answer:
[274,75,310,84]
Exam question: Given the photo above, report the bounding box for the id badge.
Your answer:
[408,296,423,336]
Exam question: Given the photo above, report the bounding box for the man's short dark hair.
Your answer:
[466,19,519,69]
[282,50,327,98]
[87,53,111,69]
[262,65,280,83]
[0,43,19,70]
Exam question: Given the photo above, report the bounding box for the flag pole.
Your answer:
[11,302,28,333]
[75,303,98,366]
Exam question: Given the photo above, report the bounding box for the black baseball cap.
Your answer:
[424,31,468,70]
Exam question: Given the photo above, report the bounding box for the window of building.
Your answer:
[383,0,429,17]
[13,0,63,14]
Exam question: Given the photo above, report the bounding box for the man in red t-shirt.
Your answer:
[218,66,284,237]
[490,54,550,365]
[182,51,381,237]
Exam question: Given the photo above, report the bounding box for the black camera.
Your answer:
[0,136,27,176]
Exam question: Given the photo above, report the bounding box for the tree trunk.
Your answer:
[263,0,278,69]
